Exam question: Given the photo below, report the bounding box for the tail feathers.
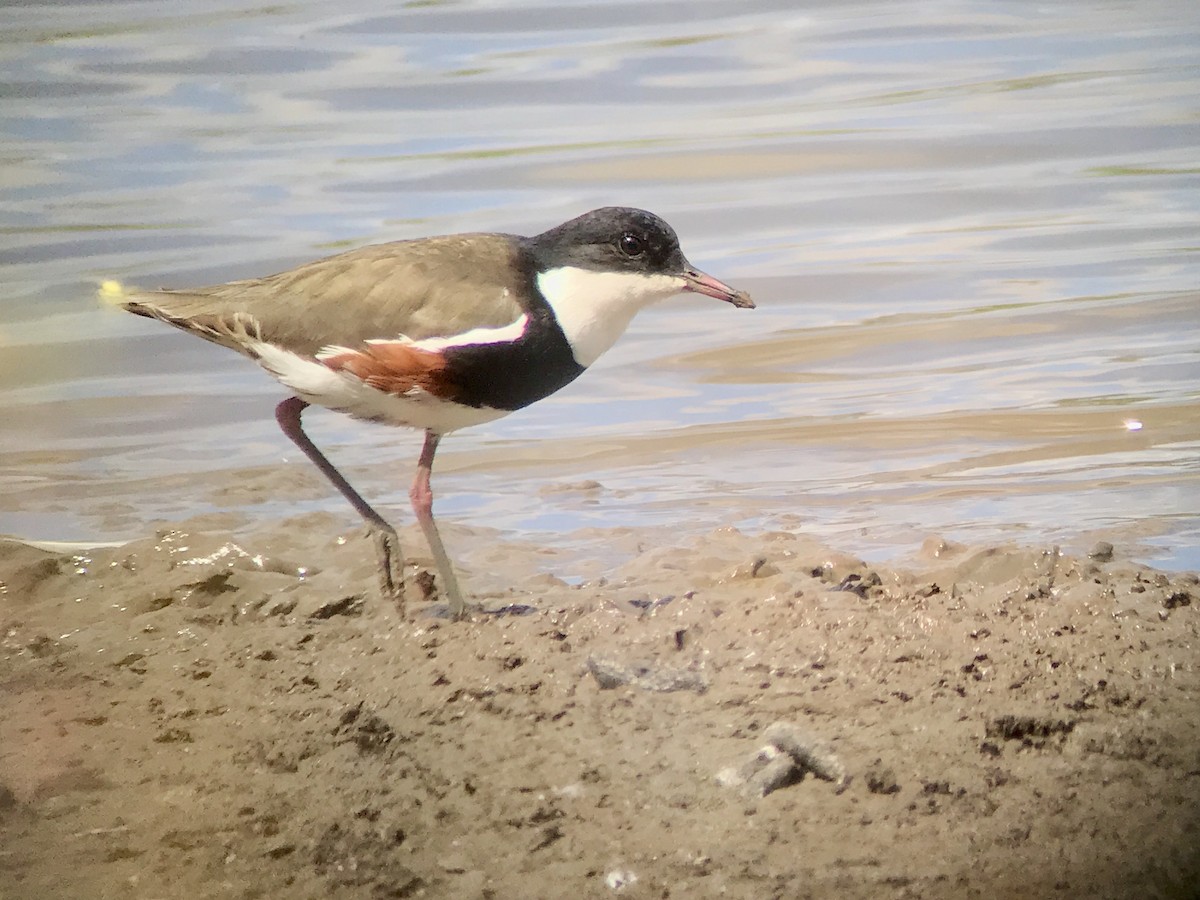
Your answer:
[103,280,264,357]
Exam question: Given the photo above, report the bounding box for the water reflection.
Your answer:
[1,0,1197,568]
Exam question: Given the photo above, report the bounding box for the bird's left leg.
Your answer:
[275,396,407,610]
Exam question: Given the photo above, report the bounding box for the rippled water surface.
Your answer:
[2,0,1198,569]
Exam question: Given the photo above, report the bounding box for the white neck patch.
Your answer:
[536,266,686,367]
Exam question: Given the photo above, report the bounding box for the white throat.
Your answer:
[536,266,686,367]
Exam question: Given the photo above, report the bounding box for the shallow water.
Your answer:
[2,0,1198,570]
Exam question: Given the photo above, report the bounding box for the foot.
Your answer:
[367,524,407,613]
[410,566,473,621]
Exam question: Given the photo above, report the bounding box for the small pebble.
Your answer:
[604,868,638,890]
[586,656,707,693]
[718,720,849,798]
[764,721,849,789]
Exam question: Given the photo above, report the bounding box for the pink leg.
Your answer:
[410,430,467,618]
[275,397,406,608]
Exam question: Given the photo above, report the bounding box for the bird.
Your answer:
[117,207,754,618]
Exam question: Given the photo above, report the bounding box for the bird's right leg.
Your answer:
[409,429,467,619]
[275,396,406,611]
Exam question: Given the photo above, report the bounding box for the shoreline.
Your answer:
[2,519,1198,898]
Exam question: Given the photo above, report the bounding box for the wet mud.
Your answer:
[2,521,1198,899]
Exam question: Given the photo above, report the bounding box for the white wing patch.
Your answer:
[405,314,530,351]
[536,267,685,367]
[310,314,531,361]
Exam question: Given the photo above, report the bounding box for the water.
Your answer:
[2,0,1198,570]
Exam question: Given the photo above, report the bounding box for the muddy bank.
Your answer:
[2,520,1198,899]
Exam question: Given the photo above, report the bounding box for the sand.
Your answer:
[2,517,1198,899]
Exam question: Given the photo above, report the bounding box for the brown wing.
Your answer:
[121,234,529,358]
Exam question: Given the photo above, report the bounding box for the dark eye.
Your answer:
[618,232,645,258]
